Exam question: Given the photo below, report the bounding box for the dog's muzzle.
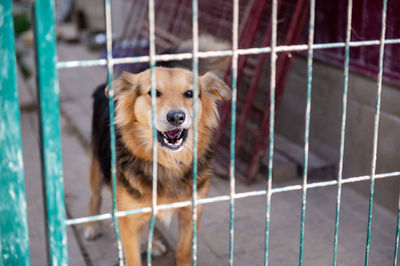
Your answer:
[158,128,188,150]
[157,110,188,151]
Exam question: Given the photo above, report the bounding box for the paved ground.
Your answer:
[18,42,400,265]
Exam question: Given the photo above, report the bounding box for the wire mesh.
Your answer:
[394,195,400,266]
[298,0,315,264]
[332,0,353,264]
[191,1,199,264]
[14,0,400,265]
[228,1,239,264]
[364,0,388,264]
[147,0,158,264]
[263,0,278,264]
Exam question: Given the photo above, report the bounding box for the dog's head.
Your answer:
[107,67,231,168]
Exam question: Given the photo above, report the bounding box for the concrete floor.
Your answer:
[18,42,400,265]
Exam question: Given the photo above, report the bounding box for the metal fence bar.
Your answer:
[147,0,158,264]
[365,0,388,264]
[332,0,353,265]
[299,0,315,264]
[0,1,31,264]
[264,0,278,264]
[394,194,400,266]
[104,0,124,264]
[191,0,199,264]
[65,171,400,226]
[229,0,239,265]
[56,38,400,69]
[34,0,68,264]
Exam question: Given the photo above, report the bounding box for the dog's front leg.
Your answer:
[176,205,203,266]
[119,213,149,266]
[84,155,104,239]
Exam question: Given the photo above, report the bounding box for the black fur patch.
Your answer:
[91,83,112,182]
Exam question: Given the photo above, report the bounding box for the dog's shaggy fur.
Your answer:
[84,36,231,266]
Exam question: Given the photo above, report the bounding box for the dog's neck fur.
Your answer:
[116,136,214,199]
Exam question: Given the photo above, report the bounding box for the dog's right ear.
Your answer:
[105,72,137,98]
[200,72,232,101]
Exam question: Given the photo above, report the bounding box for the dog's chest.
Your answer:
[156,209,174,227]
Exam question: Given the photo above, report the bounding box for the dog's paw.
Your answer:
[141,239,167,256]
[83,222,102,240]
[151,239,167,256]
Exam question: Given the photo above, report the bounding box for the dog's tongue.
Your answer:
[165,129,181,139]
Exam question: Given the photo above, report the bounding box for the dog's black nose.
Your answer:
[167,110,186,126]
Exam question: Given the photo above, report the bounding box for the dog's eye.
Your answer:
[148,89,161,97]
[183,90,193,98]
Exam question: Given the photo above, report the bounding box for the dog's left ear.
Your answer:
[200,72,232,101]
[105,72,137,98]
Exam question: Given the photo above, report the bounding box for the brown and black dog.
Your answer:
[83,36,231,266]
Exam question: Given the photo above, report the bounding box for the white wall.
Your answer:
[275,56,400,213]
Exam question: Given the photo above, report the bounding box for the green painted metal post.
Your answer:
[0,1,31,264]
[34,0,68,264]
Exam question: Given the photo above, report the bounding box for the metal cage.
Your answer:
[1,0,400,265]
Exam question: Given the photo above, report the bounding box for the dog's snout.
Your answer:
[166,110,186,126]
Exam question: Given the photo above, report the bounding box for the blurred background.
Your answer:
[12,0,400,265]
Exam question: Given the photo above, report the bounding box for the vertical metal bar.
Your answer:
[34,0,68,264]
[104,0,124,264]
[264,0,278,265]
[147,0,158,264]
[332,0,353,265]
[229,0,239,265]
[364,0,387,264]
[299,0,315,264]
[192,0,199,265]
[0,1,31,264]
[394,194,400,266]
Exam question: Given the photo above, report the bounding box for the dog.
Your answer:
[83,35,231,266]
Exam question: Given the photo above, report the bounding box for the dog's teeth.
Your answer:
[177,138,183,145]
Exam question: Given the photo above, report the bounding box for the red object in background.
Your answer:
[311,0,400,84]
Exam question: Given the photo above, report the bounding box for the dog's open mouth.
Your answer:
[158,128,188,150]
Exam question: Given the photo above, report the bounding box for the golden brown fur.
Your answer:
[84,65,231,266]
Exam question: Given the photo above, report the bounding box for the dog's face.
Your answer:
[109,67,231,168]
[134,69,199,152]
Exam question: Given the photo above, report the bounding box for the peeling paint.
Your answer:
[34,0,68,264]
[0,1,30,265]
[0,6,4,27]
[9,190,16,201]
